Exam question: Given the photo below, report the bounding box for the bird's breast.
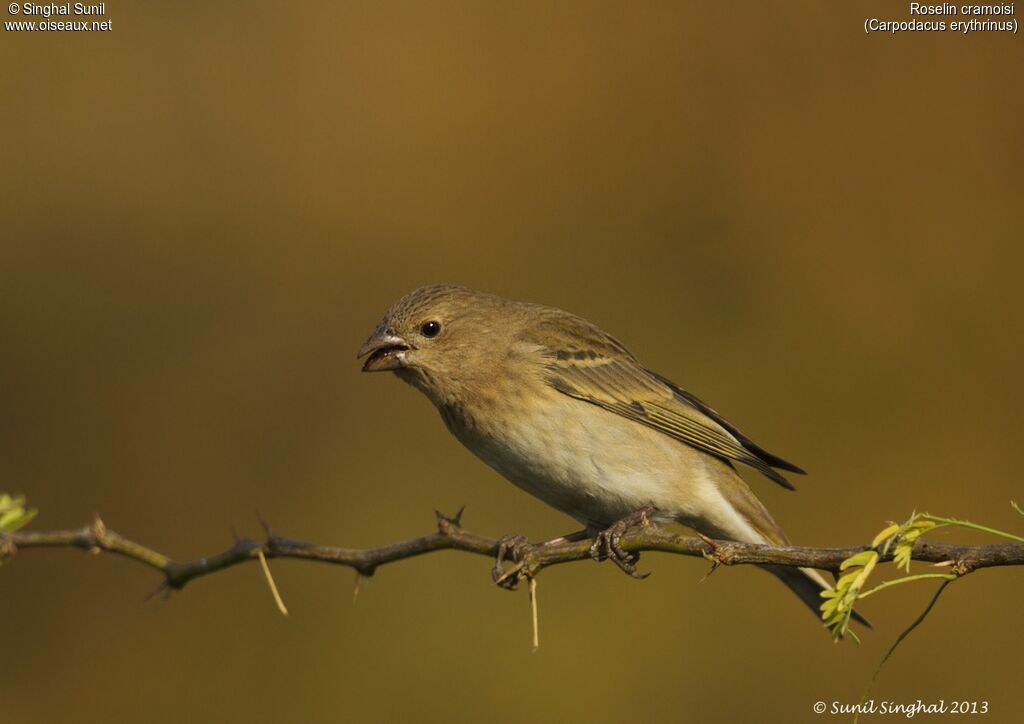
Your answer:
[440,384,709,528]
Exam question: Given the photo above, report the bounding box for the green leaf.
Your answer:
[871,524,900,549]
[822,549,878,641]
[0,493,37,533]
[886,514,941,572]
[840,550,877,570]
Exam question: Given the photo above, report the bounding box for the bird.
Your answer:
[358,283,863,625]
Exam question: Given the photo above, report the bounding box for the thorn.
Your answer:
[353,572,364,604]
[91,513,107,551]
[434,506,466,527]
[695,531,727,580]
[145,580,169,602]
[494,566,521,589]
[699,558,721,583]
[256,548,289,616]
[932,560,954,567]
[255,509,273,538]
[529,576,539,652]
[434,506,466,534]
[695,531,719,551]
[230,526,241,544]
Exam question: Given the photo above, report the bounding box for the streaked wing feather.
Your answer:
[646,370,806,475]
[535,319,800,489]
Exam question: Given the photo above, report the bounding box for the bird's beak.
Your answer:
[357,324,412,372]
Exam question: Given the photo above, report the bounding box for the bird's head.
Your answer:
[357,284,521,403]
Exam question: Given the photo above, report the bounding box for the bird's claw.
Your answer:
[589,507,656,579]
[492,534,531,590]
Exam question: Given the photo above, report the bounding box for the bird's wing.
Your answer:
[645,369,806,476]
[533,316,803,489]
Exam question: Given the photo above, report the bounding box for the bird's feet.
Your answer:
[492,534,532,590]
[589,506,656,579]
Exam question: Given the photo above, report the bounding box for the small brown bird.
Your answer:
[359,284,860,623]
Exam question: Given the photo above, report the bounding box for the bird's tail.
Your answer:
[709,469,869,627]
[761,563,871,628]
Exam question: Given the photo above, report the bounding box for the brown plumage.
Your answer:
[358,284,865,625]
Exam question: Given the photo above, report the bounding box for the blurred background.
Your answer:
[2,2,1022,722]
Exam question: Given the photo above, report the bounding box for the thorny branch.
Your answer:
[3,510,1023,596]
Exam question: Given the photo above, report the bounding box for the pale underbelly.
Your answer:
[454,395,727,530]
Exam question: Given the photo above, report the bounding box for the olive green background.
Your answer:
[2,2,1021,723]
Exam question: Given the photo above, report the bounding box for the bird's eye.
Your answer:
[420,320,441,338]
